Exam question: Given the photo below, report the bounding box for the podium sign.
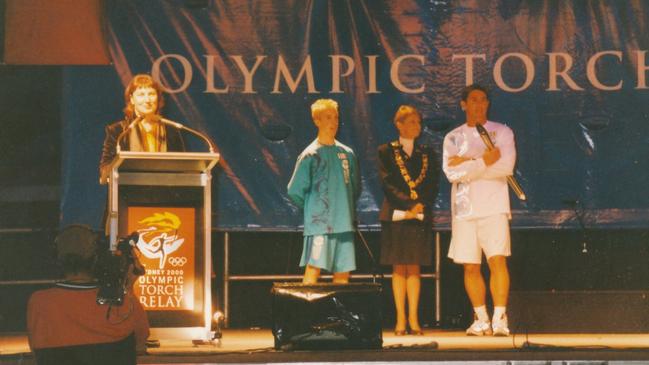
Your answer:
[107,151,219,340]
[128,207,196,310]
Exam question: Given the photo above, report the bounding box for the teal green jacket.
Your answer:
[287,139,360,236]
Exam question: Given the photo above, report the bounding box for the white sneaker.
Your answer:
[466,317,493,336]
[492,313,510,336]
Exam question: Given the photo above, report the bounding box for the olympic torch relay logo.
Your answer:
[128,207,195,311]
[136,212,185,269]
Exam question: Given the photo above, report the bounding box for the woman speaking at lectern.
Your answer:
[99,74,185,183]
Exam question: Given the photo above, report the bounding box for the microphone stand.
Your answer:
[562,199,589,254]
[160,118,216,153]
[354,220,383,284]
[475,123,526,201]
[115,117,143,153]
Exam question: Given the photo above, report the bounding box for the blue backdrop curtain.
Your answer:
[60,0,649,230]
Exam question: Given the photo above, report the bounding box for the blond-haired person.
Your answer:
[287,99,360,284]
[378,105,439,335]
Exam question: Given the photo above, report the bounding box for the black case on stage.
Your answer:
[271,282,383,350]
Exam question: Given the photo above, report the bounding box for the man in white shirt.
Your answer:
[442,84,517,336]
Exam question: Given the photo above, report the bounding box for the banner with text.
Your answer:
[61,1,649,229]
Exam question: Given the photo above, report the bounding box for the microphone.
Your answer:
[115,116,143,153]
[159,117,217,153]
[475,123,526,201]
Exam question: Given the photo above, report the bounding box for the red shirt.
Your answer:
[27,282,149,350]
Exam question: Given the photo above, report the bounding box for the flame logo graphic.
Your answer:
[135,212,185,269]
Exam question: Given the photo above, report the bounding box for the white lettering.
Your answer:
[390,55,425,93]
[152,54,192,94]
[205,55,229,93]
[493,52,534,92]
[587,51,623,90]
[547,52,584,91]
[272,55,318,93]
[366,55,380,93]
[330,55,355,93]
[230,55,267,93]
[452,54,486,86]
[147,51,647,94]
[635,51,649,89]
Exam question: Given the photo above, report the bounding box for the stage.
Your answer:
[2,329,649,364]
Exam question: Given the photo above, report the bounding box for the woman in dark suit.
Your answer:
[99,74,185,183]
[378,105,438,335]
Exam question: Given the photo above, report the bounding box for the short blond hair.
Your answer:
[311,99,339,120]
[393,105,421,125]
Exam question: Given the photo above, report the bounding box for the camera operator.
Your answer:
[27,225,149,365]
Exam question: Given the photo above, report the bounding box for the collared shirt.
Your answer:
[287,139,360,235]
[442,120,516,220]
[399,137,414,157]
[27,282,149,350]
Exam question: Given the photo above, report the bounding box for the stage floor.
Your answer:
[3,329,649,363]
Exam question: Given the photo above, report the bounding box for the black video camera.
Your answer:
[96,232,145,306]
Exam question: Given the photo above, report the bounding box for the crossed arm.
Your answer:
[442,126,516,184]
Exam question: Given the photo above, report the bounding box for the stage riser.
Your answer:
[509,291,649,333]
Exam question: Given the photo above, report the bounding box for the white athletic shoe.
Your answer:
[492,313,510,336]
[466,317,493,336]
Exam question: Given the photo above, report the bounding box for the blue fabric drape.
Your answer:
[61,0,649,230]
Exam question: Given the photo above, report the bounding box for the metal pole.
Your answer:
[108,168,119,251]
[203,172,212,339]
[0,228,41,234]
[223,231,230,328]
[435,231,441,323]
[0,279,58,286]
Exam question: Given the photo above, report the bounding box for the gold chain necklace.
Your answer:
[391,141,428,200]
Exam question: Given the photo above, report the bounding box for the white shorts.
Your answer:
[448,214,511,264]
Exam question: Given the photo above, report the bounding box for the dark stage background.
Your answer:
[2,0,649,331]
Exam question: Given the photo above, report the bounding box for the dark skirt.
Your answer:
[379,220,433,265]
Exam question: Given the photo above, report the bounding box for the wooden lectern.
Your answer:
[106,151,219,341]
